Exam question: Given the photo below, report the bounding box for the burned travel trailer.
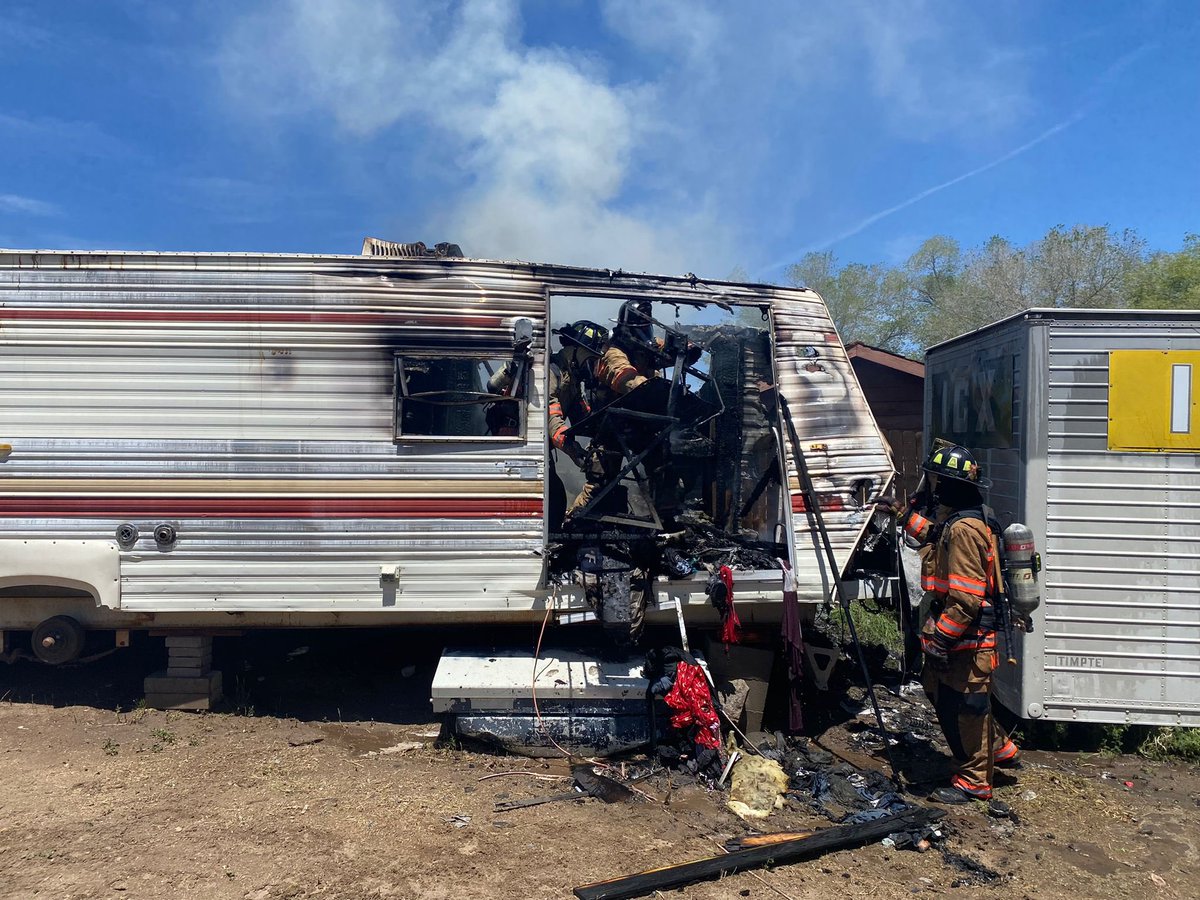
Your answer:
[0,240,894,729]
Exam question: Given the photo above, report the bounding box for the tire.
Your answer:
[31,615,86,665]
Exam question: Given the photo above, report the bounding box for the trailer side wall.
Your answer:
[0,251,892,629]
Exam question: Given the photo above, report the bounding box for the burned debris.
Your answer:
[572,807,945,900]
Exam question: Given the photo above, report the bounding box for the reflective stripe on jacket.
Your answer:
[596,344,657,397]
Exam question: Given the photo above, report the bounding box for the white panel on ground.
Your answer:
[431,648,650,711]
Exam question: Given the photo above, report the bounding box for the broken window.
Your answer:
[393,354,526,440]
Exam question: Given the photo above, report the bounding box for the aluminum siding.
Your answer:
[927,312,1200,726]
[1041,319,1200,726]
[0,251,891,626]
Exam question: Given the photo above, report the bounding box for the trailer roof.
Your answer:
[0,246,795,297]
[926,306,1200,354]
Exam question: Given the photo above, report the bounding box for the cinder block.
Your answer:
[167,656,212,669]
[143,670,222,710]
[165,635,212,649]
[146,672,222,693]
[144,693,215,711]
[166,665,210,677]
[167,648,212,661]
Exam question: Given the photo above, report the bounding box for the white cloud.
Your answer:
[218,0,735,272]
[600,0,723,65]
[217,0,1036,274]
[0,16,53,49]
[0,193,59,217]
[853,2,1029,136]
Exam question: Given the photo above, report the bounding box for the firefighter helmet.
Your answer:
[554,320,608,356]
[923,443,991,488]
[613,299,654,350]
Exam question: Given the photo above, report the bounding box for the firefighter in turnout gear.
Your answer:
[548,320,607,526]
[565,301,666,517]
[595,299,661,398]
[492,320,607,528]
[545,320,607,464]
[902,443,1021,804]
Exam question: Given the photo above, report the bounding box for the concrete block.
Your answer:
[143,693,216,711]
[143,670,222,710]
[167,648,212,661]
[166,665,210,677]
[166,652,211,664]
[146,672,222,693]
[165,635,212,649]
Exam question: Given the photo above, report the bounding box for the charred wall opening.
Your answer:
[545,295,788,643]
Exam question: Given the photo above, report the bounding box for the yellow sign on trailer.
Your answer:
[1108,350,1200,451]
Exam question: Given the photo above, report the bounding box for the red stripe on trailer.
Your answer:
[0,497,543,519]
[790,493,845,513]
[0,308,504,329]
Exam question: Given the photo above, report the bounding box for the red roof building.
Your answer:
[846,343,925,498]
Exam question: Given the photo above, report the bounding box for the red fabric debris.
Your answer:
[663,661,721,749]
[717,565,741,644]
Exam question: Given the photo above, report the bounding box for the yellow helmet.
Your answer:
[923,442,991,488]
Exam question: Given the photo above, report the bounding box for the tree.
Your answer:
[787,225,1158,356]
[786,251,922,354]
[1127,235,1200,310]
[1031,225,1145,308]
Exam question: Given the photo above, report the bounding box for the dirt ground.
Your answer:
[2,629,1198,900]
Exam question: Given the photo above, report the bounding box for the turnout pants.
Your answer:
[921,645,1017,799]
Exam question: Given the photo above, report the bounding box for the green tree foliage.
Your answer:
[789,224,1155,355]
[785,251,923,353]
[1127,234,1200,310]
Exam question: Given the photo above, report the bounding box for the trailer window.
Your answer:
[394,354,526,440]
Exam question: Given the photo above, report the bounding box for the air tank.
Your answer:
[1002,522,1041,617]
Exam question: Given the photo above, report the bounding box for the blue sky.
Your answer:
[0,1,1196,280]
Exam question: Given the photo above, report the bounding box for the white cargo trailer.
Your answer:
[924,308,1200,727]
[0,243,893,661]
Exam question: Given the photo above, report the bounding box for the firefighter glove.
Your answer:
[562,437,586,467]
[922,633,952,671]
[870,494,900,516]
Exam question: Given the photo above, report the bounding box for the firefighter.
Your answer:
[565,300,665,517]
[492,320,607,527]
[492,320,606,518]
[900,443,1021,804]
[595,299,660,397]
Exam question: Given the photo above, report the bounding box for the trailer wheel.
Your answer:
[31,616,86,665]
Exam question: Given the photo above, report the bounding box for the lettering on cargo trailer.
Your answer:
[930,351,1015,449]
[1053,655,1104,669]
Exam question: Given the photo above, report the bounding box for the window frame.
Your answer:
[392,350,528,443]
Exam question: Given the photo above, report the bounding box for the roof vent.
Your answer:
[361,237,464,258]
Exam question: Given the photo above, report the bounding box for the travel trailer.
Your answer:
[0,240,893,664]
